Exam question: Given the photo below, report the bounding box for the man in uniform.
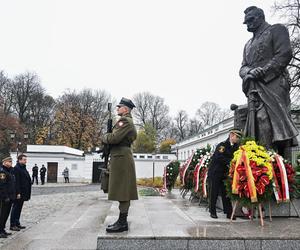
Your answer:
[40,164,47,185]
[31,164,38,185]
[240,6,298,156]
[208,129,242,219]
[0,156,16,237]
[101,97,138,233]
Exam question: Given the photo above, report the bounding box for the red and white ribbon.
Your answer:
[274,154,290,202]
[202,168,208,198]
[194,155,208,192]
[182,152,195,185]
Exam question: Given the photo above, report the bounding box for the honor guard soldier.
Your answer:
[0,156,16,237]
[101,97,138,233]
[208,129,242,219]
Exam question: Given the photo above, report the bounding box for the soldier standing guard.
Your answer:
[40,165,47,185]
[101,97,138,233]
[0,156,16,237]
[208,129,242,219]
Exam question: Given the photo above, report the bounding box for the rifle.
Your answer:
[100,103,112,193]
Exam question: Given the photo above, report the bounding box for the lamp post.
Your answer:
[9,131,29,157]
[152,153,156,183]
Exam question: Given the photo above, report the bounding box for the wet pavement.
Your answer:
[98,190,300,250]
[0,185,111,250]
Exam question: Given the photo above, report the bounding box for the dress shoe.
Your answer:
[0,233,7,238]
[10,226,20,231]
[210,213,218,219]
[3,230,12,235]
[17,225,26,229]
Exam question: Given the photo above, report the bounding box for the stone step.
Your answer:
[97,191,300,250]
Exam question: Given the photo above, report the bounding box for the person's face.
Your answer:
[19,157,27,165]
[116,105,127,116]
[230,133,240,144]
[3,160,12,168]
[244,11,263,32]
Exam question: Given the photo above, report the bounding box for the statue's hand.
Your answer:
[249,67,265,79]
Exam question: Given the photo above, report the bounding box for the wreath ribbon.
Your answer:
[232,147,257,203]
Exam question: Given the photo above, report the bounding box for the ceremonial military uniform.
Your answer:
[208,130,241,219]
[0,157,16,237]
[101,97,138,233]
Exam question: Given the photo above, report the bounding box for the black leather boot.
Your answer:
[106,213,128,233]
[107,213,121,228]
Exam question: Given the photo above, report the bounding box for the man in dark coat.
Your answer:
[40,165,46,185]
[101,97,138,233]
[10,154,32,231]
[31,164,38,185]
[0,156,16,237]
[240,6,299,156]
[208,129,242,219]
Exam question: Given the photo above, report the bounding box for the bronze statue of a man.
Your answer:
[240,6,299,156]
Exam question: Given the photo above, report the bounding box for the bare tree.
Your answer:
[11,72,44,124]
[133,92,170,138]
[187,117,203,137]
[0,71,14,114]
[273,0,300,107]
[175,110,189,140]
[51,89,111,150]
[196,102,231,128]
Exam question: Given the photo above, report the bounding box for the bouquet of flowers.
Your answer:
[163,160,180,192]
[269,152,296,202]
[193,147,211,198]
[225,141,273,206]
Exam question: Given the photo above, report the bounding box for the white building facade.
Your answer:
[172,114,300,164]
[172,116,234,162]
[11,145,176,183]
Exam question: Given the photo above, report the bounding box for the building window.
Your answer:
[147,155,153,159]
[163,156,168,159]
[155,155,160,159]
[133,155,137,158]
[140,155,145,159]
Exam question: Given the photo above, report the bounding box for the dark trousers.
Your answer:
[32,175,38,185]
[64,177,69,183]
[0,200,12,231]
[10,199,24,227]
[209,175,232,215]
[40,175,45,185]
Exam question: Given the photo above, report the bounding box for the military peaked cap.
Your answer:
[229,128,243,138]
[117,97,136,109]
[2,156,12,163]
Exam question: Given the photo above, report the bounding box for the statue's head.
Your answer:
[243,6,265,32]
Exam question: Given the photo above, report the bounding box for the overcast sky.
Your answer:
[0,0,281,116]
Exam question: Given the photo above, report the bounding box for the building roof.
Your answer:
[27,145,84,156]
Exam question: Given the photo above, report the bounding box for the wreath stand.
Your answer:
[230,200,273,226]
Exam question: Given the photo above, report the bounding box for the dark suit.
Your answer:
[10,163,32,227]
[208,138,238,216]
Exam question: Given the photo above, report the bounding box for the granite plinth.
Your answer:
[97,190,300,250]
